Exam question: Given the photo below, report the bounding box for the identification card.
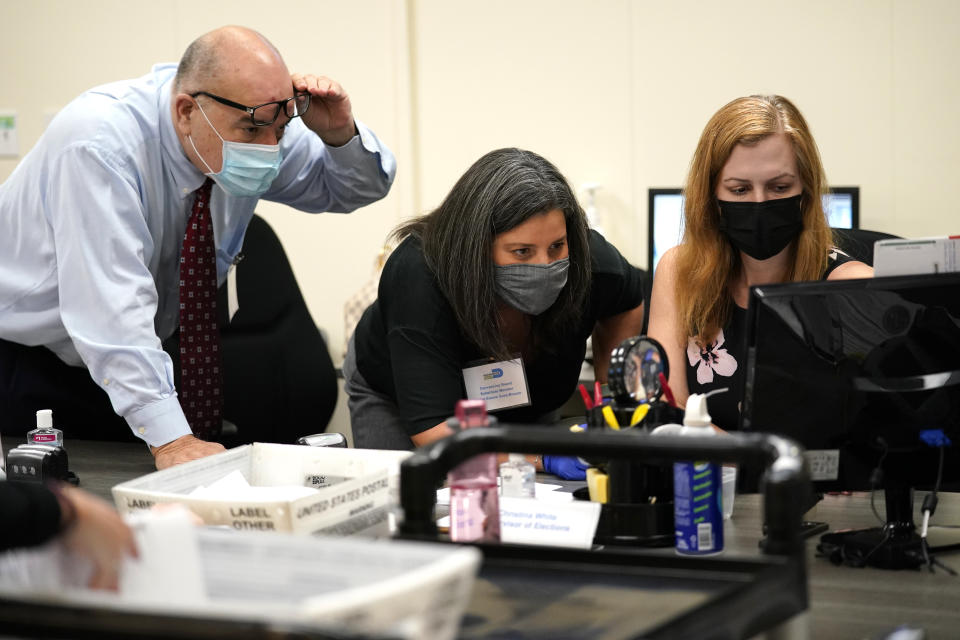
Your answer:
[462,356,531,412]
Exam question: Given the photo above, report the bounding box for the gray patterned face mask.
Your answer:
[494,258,569,315]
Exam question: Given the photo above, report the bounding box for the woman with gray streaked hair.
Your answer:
[343,148,646,479]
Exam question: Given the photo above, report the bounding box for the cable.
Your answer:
[919,446,941,570]
[703,387,729,398]
[920,445,956,575]
[859,527,892,568]
[868,438,889,526]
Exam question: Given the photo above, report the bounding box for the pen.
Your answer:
[629,403,650,426]
[593,381,602,408]
[658,372,677,407]
[578,383,594,410]
[601,405,620,430]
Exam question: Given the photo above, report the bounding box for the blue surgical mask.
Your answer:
[495,258,570,315]
[188,100,282,198]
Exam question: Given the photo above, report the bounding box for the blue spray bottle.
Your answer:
[662,393,724,555]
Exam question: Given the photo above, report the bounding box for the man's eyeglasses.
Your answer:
[190,91,310,126]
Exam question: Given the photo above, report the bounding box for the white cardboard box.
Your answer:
[112,443,411,536]
[874,235,960,276]
[0,517,482,640]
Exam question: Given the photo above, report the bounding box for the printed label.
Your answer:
[697,522,714,551]
[228,505,277,531]
[303,474,350,488]
[805,450,840,481]
[462,356,531,411]
[499,497,600,549]
[295,476,389,520]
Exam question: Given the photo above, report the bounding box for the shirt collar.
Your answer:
[156,65,208,199]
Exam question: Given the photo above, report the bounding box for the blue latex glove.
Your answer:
[542,455,590,480]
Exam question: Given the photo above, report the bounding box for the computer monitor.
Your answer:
[740,272,960,568]
[647,186,861,273]
[647,188,686,275]
[821,186,859,230]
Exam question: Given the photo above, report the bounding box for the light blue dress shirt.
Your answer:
[0,63,396,447]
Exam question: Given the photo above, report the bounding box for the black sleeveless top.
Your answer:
[685,248,854,431]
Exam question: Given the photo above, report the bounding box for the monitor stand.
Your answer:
[759,489,829,547]
[799,520,830,539]
[818,484,925,570]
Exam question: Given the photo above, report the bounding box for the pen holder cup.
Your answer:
[585,406,606,430]
[592,457,675,547]
[643,401,685,430]
[584,403,646,431]
[593,499,675,547]
[579,405,640,468]
[579,422,676,547]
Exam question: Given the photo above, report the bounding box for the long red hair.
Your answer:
[675,95,833,343]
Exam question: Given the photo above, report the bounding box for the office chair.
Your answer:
[164,214,339,446]
[832,227,901,267]
[219,214,339,445]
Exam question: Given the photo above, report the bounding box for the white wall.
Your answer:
[2,0,959,363]
[410,0,960,270]
[0,0,411,366]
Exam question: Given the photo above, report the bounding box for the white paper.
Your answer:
[535,483,573,503]
[0,540,92,591]
[0,507,205,603]
[499,496,600,549]
[437,481,566,506]
[188,468,319,501]
[437,490,599,549]
[120,507,206,605]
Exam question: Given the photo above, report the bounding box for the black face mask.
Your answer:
[717,194,804,260]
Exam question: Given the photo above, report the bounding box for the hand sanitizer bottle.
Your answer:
[28,409,63,447]
[500,453,535,498]
[448,400,500,542]
[670,394,723,555]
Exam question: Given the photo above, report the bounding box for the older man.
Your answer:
[0,26,395,468]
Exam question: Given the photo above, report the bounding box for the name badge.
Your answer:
[462,356,531,412]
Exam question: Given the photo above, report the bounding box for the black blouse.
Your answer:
[685,248,855,431]
[354,230,647,436]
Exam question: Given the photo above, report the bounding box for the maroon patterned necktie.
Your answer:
[178,178,223,440]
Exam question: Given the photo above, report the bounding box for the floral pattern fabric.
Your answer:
[687,329,738,385]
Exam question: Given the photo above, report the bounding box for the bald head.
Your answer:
[174,26,286,94]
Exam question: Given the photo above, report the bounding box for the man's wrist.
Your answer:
[150,433,194,455]
[320,122,358,147]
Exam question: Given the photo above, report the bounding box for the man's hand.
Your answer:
[291,73,356,147]
[58,485,138,591]
[150,434,225,470]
